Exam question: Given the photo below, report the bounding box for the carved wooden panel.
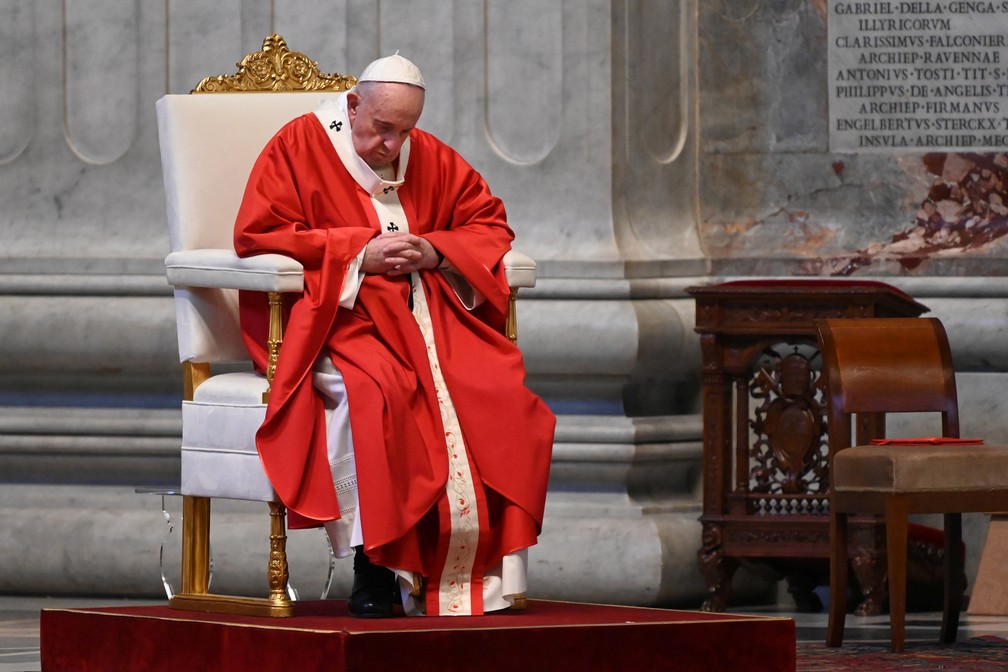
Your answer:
[688,280,929,612]
[747,343,829,516]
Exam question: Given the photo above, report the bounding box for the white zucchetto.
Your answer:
[358,53,426,90]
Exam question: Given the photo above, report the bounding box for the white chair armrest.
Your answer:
[504,249,536,289]
[166,249,304,293]
[167,248,530,292]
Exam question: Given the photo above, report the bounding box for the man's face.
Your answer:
[347,82,424,168]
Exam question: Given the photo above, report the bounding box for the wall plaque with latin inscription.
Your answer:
[829,1,1008,152]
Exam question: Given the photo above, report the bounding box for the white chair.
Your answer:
[156,35,536,617]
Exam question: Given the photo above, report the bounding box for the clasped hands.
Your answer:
[362,232,440,276]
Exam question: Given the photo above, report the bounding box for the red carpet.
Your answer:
[797,636,1008,671]
[41,599,795,671]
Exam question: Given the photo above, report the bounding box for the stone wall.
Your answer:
[0,0,728,608]
[2,0,1005,611]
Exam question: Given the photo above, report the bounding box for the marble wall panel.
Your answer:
[458,0,622,264]
[0,1,167,264]
[376,0,454,142]
[0,295,179,398]
[699,0,838,271]
[486,0,563,165]
[64,0,139,165]
[168,0,244,93]
[0,1,34,165]
[698,0,1008,277]
[272,0,350,78]
[520,296,700,415]
[612,0,704,270]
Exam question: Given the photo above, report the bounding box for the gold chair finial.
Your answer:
[192,33,357,93]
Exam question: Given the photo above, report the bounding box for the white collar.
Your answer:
[313,95,410,197]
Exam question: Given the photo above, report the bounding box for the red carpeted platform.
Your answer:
[40,599,795,671]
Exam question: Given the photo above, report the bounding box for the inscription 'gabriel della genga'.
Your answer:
[836,1,1008,31]
[836,2,1008,14]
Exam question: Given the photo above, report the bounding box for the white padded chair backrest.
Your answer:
[156,92,344,363]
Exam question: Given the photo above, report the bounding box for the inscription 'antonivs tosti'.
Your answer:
[829,1,1008,151]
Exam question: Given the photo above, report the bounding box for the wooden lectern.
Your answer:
[687,279,929,613]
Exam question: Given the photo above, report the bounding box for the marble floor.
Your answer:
[5,594,1008,671]
[0,596,166,672]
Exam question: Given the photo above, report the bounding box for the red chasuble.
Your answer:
[234,110,555,615]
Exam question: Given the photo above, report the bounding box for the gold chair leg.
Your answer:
[410,572,425,599]
[170,497,295,617]
[262,291,284,403]
[267,502,293,609]
[506,288,519,345]
[179,496,211,595]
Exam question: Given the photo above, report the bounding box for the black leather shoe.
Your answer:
[348,546,397,618]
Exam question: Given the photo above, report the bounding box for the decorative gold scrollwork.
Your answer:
[192,34,357,93]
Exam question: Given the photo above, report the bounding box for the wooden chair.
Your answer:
[816,316,1008,652]
[155,35,537,617]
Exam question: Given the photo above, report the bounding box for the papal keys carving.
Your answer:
[749,344,829,515]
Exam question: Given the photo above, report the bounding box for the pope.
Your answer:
[233,53,556,618]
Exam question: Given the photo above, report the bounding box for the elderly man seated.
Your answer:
[233,54,555,618]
